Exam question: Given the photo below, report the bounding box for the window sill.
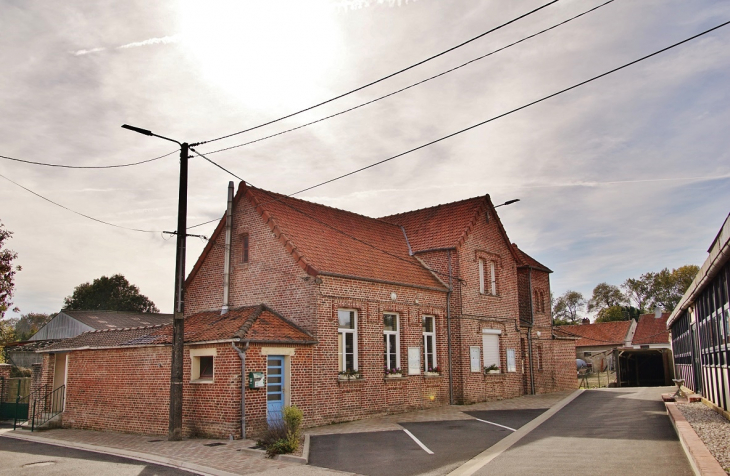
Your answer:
[338,376,365,384]
[191,378,214,384]
[423,372,442,377]
[384,375,406,381]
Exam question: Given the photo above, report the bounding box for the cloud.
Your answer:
[73,47,106,56]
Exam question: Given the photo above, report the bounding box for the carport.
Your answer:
[614,348,674,387]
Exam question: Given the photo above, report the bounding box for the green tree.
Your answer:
[595,305,641,323]
[622,276,652,313]
[587,283,626,315]
[646,265,699,312]
[552,290,585,325]
[64,274,159,313]
[14,312,54,341]
[0,220,21,319]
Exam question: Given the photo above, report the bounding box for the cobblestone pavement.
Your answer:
[304,390,573,436]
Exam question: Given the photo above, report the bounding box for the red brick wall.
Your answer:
[60,343,242,438]
[185,191,318,332]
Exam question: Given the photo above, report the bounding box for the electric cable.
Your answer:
[191,149,456,283]
[0,173,162,233]
[196,1,559,146]
[199,0,614,158]
[280,19,730,199]
[0,149,179,169]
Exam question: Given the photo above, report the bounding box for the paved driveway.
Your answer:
[473,387,693,476]
[309,408,546,476]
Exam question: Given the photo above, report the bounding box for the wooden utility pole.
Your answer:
[169,142,188,441]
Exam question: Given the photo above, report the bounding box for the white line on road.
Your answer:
[474,419,516,432]
[448,389,584,476]
[403,429,434,455]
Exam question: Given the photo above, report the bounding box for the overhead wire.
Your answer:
[0,149,179,169]
[0,173,162,233]
[277,18,730,199]
[196,0,560,146]
[190,148,457,284]
[199,0,614,158]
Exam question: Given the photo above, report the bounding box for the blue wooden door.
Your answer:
[266,356,285,426]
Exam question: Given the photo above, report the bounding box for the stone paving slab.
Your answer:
[304,390,573,436]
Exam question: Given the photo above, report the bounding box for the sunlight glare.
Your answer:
[179,0,341,110]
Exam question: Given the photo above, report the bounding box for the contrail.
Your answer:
[72,34,180,56]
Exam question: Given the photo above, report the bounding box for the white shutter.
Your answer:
[478,259,485,294]
[482,334,500,368]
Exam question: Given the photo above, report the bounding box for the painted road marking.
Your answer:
[474,418,516,432]
[403,429,434,455]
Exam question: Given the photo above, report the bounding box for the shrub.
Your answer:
[257,405,304,457]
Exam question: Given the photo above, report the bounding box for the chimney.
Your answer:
[581,318,590,325]
[654,305,662,319]
[221,181,234,315]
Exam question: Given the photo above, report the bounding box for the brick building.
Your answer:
[36,182,576,438]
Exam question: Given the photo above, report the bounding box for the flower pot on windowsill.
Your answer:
[424,372,441,377]
[483,365,500,375]
[338,371,362,381]
[485,370,501,375]
[386,373,403,378]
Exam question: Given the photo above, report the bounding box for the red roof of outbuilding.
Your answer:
[559,320,633,347]
[40,305,316,352]
[632,313,670,345]
[511,244,552,273]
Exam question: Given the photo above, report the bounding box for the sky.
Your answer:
[1,0,729,320]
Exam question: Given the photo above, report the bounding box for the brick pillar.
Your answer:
[31,363,43,396]
[0,363,11,400]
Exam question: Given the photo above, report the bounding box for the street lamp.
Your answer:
[122,124,188,441]
[494,199,520,208]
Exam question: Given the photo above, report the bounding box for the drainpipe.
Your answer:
[222,181,234,315]
[232,341,249,439]
[447,250,454,405]
[527,268,536,395]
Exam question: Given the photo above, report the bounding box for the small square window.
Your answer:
[199,356,214,379]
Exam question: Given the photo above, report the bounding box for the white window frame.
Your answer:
[482,329,501,370]
[479,259,485,294]
[383,313,400,371]
[422,315,437,371]
[490,261,497,295]
[338,309,358,372]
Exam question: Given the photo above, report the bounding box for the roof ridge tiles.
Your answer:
[379,194,486,220]
[250,185,405,229]
[84,324,167,334]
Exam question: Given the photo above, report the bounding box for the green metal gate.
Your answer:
[0,377,30,420]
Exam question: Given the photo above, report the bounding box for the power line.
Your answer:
[199,0,614,158]
[0,173,161,233]
[192,149,458,284]
[196,0,559,146]
[0,149,179,169]
[282,19,730,198]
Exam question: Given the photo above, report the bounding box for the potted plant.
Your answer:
[424,365,442,376]
[484,364,500,374]
[385,366,402,378]
[338,369,362,381]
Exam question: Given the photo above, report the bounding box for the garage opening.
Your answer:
[615,348,674,387]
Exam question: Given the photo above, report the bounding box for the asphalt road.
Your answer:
[0,436,199,476]
[309,408,545,476]
[476,387,693,476]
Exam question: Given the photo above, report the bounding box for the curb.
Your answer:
[665,402,726,476]
[274,434,309,464]
[0,429,242,476]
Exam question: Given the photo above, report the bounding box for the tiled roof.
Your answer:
[559,321,633,347]
[188,183,447,290]
[42,325,166,352]
[379,196,486,252]
[62,310,172,330]
[151,305,316,345]
[41,305,316,352]
[632,313,670,345]
[512,244,552,273]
